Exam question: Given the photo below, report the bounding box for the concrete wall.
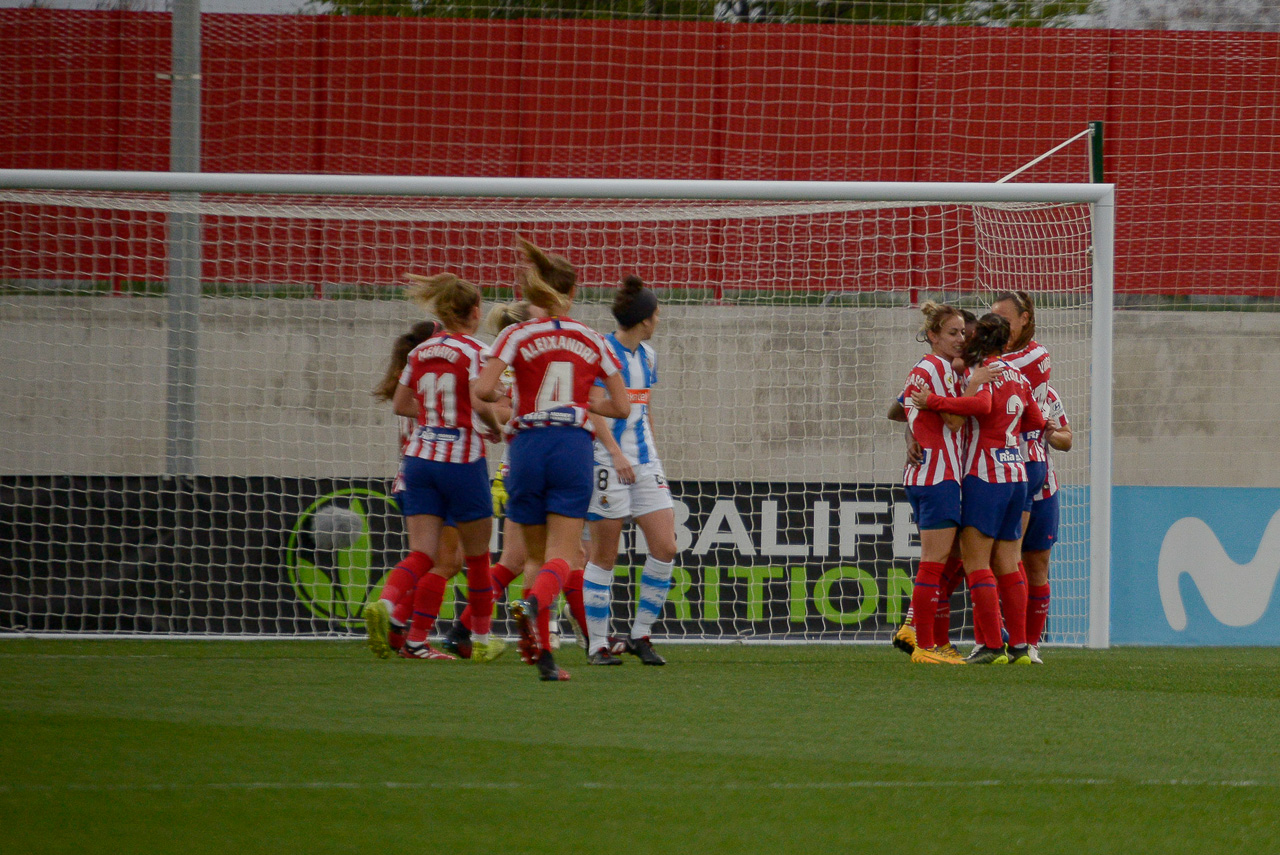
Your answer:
[2,297,1277,487]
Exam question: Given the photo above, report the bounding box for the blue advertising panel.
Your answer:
[1112,487,1280,645]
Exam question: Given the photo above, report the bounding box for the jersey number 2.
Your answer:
[1005,396,1024,447]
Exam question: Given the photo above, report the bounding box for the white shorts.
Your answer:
[588,460,673,521]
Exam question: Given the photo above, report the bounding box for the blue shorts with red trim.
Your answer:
[394,456,491,524]
[1023,491,1060,552]
[905,481,961,531]
[506,427,594,525]
[961,475,1027,541]
[1023,461,1047,513]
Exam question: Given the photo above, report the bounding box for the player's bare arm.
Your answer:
[392,382,417,419]
[472,357,506,403]
[589,371,631,421]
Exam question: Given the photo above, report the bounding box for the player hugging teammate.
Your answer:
[894,292,1071,665]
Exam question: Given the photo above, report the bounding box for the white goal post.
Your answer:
[0,170,1114,648]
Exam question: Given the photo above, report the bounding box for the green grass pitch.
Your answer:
[2,640,1277,854]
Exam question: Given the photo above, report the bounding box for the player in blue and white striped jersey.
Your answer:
[582,275,678,667]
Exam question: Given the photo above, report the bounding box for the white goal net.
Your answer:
[0,175,1109,645]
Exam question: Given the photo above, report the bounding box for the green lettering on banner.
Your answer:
[885,566,914,625]
[788,566,808,623]
[703,566,720,621]
[667,566,693,621]
[813,566,878,625]
[728,566,785,621]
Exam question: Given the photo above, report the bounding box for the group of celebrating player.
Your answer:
[364,241,1071,676]
[893,291,1072,665]
[363,240,678,682]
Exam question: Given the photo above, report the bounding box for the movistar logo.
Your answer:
[1157,509,1280,630]
[287,489,398,626]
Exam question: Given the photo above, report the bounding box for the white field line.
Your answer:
[0,779,1273,794]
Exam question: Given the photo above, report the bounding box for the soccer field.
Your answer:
[1,641,1277,855]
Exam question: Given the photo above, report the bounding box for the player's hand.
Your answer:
[491,474,507,516]
[612,450,636,485]
[969,365,994,386]
[906,440,924,466]
[910,388,931,409]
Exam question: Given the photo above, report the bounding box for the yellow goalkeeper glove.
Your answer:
[491,473,507,517]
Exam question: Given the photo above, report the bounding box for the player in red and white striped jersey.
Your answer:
[372,319,463,655]
[1022,383,1073,663]
[993,290,1055,658]
[995,290,1052,523]
[446,300,587,659]
[913,313,1046,664]
[900,302,992,665]
[365,273,506,664]
[993,290,1051,410]
[474,240,630,682]
[889,308,980,657]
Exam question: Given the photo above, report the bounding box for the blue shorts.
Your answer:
[1023,461,1047,513]
[394,456,492,524]
[905,482,961,531]
[1023,491,1060,552]
[506,427,594,526]
[961,475,1027,541]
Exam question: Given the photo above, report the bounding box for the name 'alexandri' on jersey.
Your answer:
[489,316,621,434]
[517,333,602,366]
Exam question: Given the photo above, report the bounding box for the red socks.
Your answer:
[934,556,965,645]
[909,561,945,650]
[491,562,517,595]
[406,572,448,644]
[562,569,587,641]
[380,551,432,609]
[1027,582,1051,645]
[464,554,494,636]
[529,558,570,651]
[967,568,1001,648]
[459,561,515,632]
[996,570,1028,648]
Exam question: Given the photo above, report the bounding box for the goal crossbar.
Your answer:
[0,169,1115,206]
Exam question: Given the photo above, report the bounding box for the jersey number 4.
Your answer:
[536,361,575,410]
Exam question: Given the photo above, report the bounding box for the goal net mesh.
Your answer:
[0,187,1094,643]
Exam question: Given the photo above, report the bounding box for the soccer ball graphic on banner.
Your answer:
[287,490,398,627]
[309,503,365,551]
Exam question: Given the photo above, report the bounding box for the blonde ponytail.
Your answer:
[484,300,533,336]
[917,300,962,341]
[404,272,481,332]
[517,238,576,316]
